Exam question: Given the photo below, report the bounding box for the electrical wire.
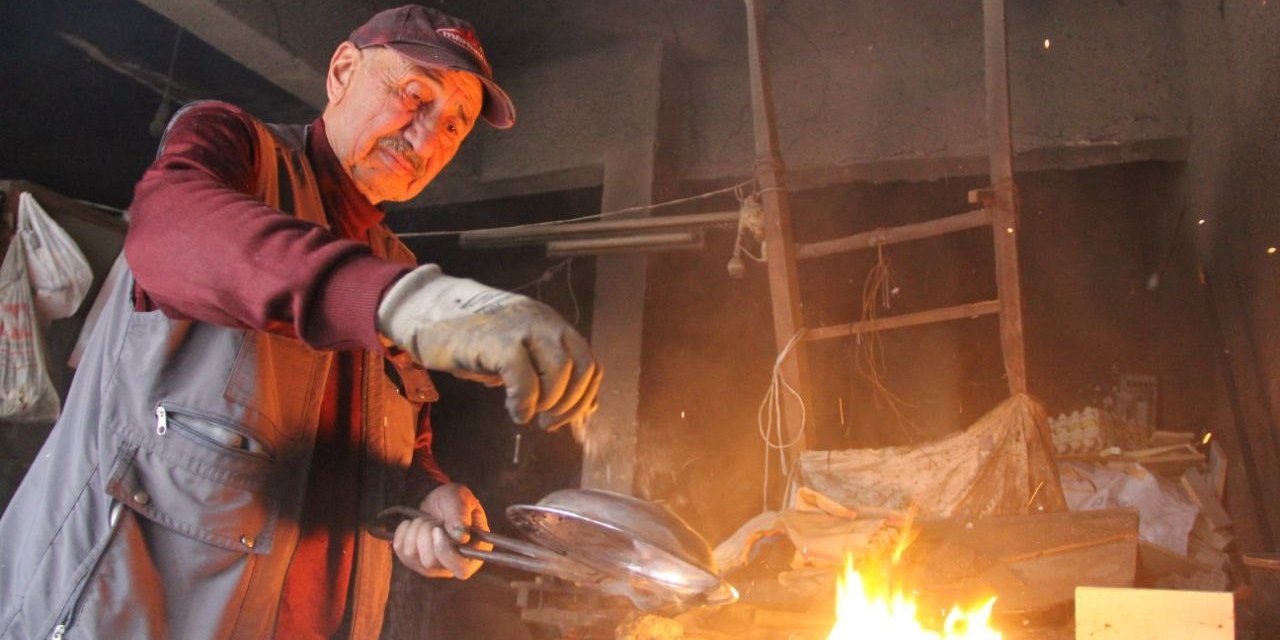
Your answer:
[758,330,807,511]
[510,258,582,327]
[852,243,918,442]
[397,179,755,239]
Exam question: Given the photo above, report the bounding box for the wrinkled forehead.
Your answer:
[373,48,486,117]
[368,46,483,99]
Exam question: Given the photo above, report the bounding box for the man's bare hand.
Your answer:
[392,483,491,579]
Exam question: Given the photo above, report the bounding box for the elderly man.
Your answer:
[0,5,599,639]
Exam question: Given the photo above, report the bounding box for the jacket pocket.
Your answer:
[155,404,273,461]
[106,407,280,556]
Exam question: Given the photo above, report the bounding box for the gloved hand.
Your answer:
[378,265,602,432]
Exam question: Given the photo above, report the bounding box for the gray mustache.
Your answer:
[377,137,424,173]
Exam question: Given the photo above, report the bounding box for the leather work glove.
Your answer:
[378,264,602,432]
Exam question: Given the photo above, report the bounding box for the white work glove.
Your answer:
[378,265,602,432]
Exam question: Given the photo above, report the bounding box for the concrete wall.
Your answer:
[424,0,1187,201]
[684,0,1187,183]
[420,39,665,206]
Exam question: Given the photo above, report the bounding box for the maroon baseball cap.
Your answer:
[348,4,515,129]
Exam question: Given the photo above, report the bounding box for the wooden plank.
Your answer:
[982,0,1029,396]
[1150,430,1198,446]
[1191,519,1235,552]
[804,300,1001,343]
[1075,587,1233,640]
[1182,469,1233,531]
[1139,540,1215,577]
[1128,443,1199,459]
[1207,439,1228,501]
[744,0,812,460]
[897,509,1138,614]
[1141,453,1208,478]
[795,209,991,260]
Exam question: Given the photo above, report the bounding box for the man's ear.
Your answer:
[327,42,363,105]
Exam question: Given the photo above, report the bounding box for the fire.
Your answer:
[826,554,1002,640]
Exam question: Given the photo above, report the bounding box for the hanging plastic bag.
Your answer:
[0,233,62,422]
[18,192,93,321]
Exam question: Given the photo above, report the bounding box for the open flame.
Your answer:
[825,518,1001,640]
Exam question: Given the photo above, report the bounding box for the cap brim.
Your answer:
[383,41,516,130]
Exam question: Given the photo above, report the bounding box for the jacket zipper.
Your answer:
[49,499,124,639]
[154,403,271,460]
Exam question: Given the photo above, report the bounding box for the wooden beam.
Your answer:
[805,300,1001,343]
[744,0,813,469]
[983,0,1029,397]
[796,209,992,260]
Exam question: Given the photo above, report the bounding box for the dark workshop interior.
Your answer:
[2,1,1279,638]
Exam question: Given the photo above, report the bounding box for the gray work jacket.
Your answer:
[0,111,436,639]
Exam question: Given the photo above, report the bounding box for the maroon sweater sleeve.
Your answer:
[125,101,407,351]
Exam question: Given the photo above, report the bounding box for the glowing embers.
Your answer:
[825,543,1001,640]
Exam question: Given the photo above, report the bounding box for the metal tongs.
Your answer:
[370,504,606,585]
[371,489,738,612]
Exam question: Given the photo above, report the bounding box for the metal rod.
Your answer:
[804,300,1002,343]
[745,0,813,464]
[545,232,704,257]
[983,0,1029,396]
[455,211,740,247]
[797,209,993,260]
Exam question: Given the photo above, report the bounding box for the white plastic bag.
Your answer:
[796,394,1066,518]
[1059,461,1198,555]
[0,233,62,422]
[18,192,93,321]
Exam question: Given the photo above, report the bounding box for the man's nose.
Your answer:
[403,110,443,153]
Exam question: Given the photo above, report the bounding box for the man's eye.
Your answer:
[404,92,428,109]
[446,123,459,135]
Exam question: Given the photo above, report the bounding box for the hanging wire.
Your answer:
[397,179,755,239]
[564,258,580,326]
[509,258,582,327]
[758,330,808,511]
[511,258,572,294]
[149,27,184,138]
[853,243,918,442]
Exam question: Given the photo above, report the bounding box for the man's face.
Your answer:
[326,46,483,204]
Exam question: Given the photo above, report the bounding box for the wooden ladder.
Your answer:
[744,0,1028,467]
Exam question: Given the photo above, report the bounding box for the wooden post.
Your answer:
[983,0,1029,396]
[744,0,812,465]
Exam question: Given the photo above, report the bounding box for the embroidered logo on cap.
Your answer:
[436,28,492,76]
